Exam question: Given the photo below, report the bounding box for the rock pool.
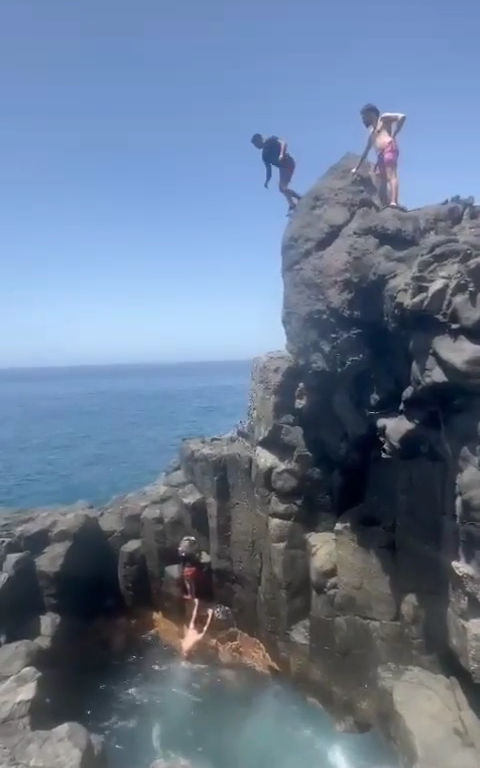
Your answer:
[75,631,398,768]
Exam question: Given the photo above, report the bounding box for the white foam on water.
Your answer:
[328,744,354,768]
[151,722,162,756]
[170,687,202,702]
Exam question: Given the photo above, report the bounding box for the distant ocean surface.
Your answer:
[0,361,251,510]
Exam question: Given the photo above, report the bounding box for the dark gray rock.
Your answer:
[307,533,337,593]
[247,352,299,445]
[141,504,166,607]
[175,484,209,551]
[161,564,184,614]
[335,515,397,622]
[50,512,99,544]
[0,553,43,640]
[268,496,299,520]
[181,436,264,628]
[0,642,40,682]
[99,482,166,552]
[447,577,480,684]
[164,469,188,488]
[377,666,480,768]
[271,464,302,496]
[0,667,41,726]
[118,539,150,608]
[34,517,120,618]
[29,612,63,661]
[9,722,106,768]
[15,514,59,557]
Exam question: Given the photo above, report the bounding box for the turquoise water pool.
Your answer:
[81,633,398,768]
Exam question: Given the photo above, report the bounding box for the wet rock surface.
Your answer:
[377,665,480,768]
[1,155,480,766]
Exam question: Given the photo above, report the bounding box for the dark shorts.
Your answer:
[279,155,295,186]
[182,564,212,601]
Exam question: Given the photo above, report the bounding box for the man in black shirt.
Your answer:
[251,133,301,213]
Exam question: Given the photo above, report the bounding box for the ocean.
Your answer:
[0,361,251,510]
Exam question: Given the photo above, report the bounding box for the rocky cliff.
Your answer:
[1,154,480,767]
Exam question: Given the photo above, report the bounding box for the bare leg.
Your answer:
[376,172,389,207]
[280,186,301,210]
[385,166,399,206]
[279,163,301,211]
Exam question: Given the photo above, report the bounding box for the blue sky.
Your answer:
[1,0,479,367]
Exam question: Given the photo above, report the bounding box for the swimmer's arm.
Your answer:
[278,140,287,161]
[189,598,199,629]
[353,131,374,172]
[200,609,214,639]
[381,112,406,135]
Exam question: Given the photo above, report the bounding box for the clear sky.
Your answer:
[1,0,479,367]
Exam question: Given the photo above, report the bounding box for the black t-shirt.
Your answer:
[262,136,283,167]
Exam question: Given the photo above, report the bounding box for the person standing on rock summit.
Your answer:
[251,133,302,214]
[351,104,406,208]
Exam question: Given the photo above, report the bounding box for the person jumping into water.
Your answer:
[351,104,406,208]
[251,134,301,213]
[180,599,213,659]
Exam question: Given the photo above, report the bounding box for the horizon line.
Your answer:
[0,358,258,373]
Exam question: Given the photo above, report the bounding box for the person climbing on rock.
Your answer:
[178,536,211,602]
[351,104,406,208]
[178,536,200,600]
[180,598,213,659]
[251,133,301,214]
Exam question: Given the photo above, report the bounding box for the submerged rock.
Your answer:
[8,722,106,768]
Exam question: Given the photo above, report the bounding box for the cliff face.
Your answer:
[280,153,480,687]
[2,154,480,767]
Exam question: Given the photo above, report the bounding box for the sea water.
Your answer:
[79,633,397,768]
[0,361,250,508]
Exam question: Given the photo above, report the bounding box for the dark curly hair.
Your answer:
[360,103,380,118]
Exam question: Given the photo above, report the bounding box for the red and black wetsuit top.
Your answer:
[262,136,291,168]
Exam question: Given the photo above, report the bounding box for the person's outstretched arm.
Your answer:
[352,132,374,174]
[189,598,199,629]
[200,608,214,638]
